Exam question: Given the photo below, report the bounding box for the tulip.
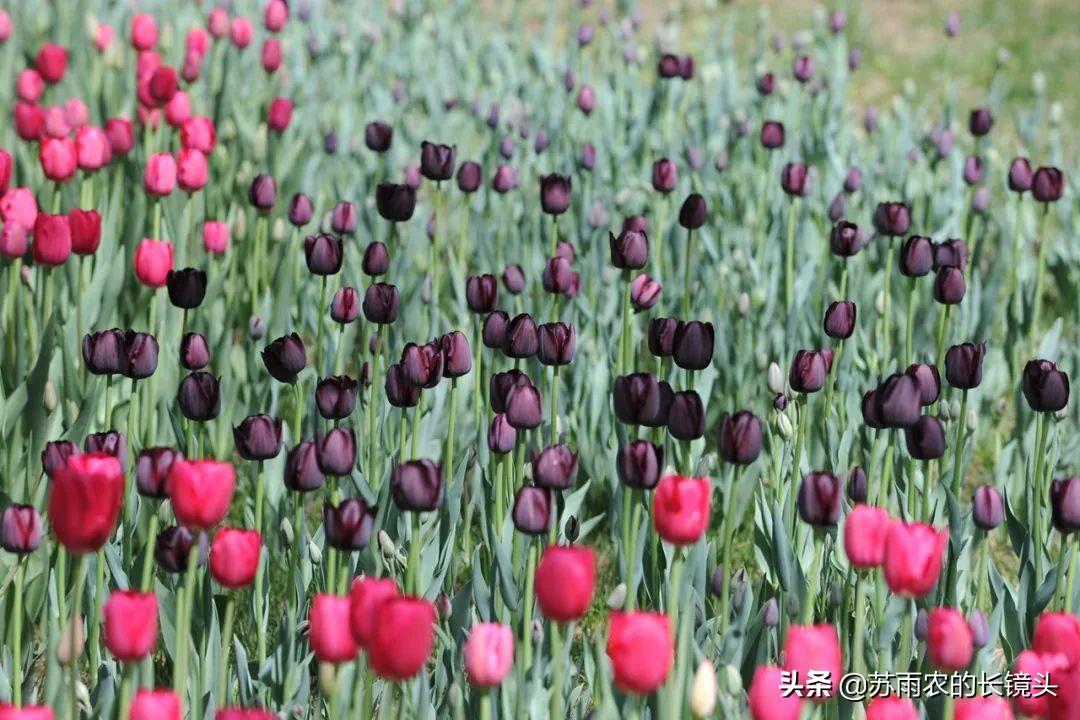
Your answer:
[866,697,918,720]
[440,331,472,377]
[367,596,437,680]
[628,274,660,311]
[385,365,421,408]
[784,624,841,699]
[35,42,68,84]
[315,376,358,420]
[789,350,829,393]
[281,440,324,493]
[73,127,111,172]
[420,141,456,181]
[465,275,498,313]
[760,121,785,149]
[906,363,941,406]
[667,390,704,440]
[315,428,356,477]
[308,594,358,664]
[262,333,307,383]
[965,486,1004,532]
[793,55,814,82]
[156,527,203,575]
[531,445,578,490]
[167,459,235,530]
[617,441,663,490]
[780,162,810,196]
[883,522,947,597]
[32,213,72,266]
[969,107,993,136]
[798,472,842,526]
[42,441,79,480]
[464,623,514,687]
[1008,157,1033,193]
[537,323,575,367]
[823,301,856,339]
[324,499,375,551]
[653,475,711,545]
[905,415,947,460]
[748,666,802,720]
[648,317,679,357]
[1033,167,1064,203]
[85,431,126,466]
[539,174,572,215]
[375,183,417,222]
[67,209,101,256]
[360,283,400,325]
[177,372,221,421]
[678,193,708,230]
[164,268,208,309]
[120,330,158,380]
[248,174,277,212]
[933,266,966,304]
[1033,611,1080,668]
[480,312,508,351]
[135,447,178,499]
[1,187,37,232]
[873,201,910,236]
[202,221,229,254]
[485,413,517,455]
[512,485,553,535]
[303,233,344,276]
[963,155,983,185]
[502,313,539,358]
[672,320,714,370]
[606,611,673,694]
[49,453,124,553]
[1,505,42,554]
[82,329,125,375]
[927,607,973,670]
[129,689,180,720]
[610,229,649,269]
[400,341,443,388]
[502,264,526,294]
[133,239,174,287]
[612,373,666,426]
[1023,359,1070,412]
[1051,477,1080,533]
[541,256,579,297]
[535,545,596,623]
[717,411,763,465]
[175,149,207,192]
[103,591,158,661]
[843,505,890,570]
[391,460,444,512]
[872,373,921,428]
[845,467,868,504]
[944,342,986,389]
[364,122,393,153]
[327,287,359,324]
[233,415,283,462]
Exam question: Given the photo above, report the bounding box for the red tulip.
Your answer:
[230,18,253,48]
[0,149,11,194]
[348,576,399,647]
[106,117,134,156]
[1,188,38,231]
[13,103,45,141]
[16,69,43,103]
[165,92,191,128]
[652,474,711,545]
[535,545,596,622]
[606,611,673,695]
[1012,650,1071,718]
[267,98,293,133]
[144,152,177,196]
[39,136,77,182]
[130,14,158,51]
[463,622,514,688]
[167,459,236,530]
[202,221,229,255]
[926,607,973,670]
[176,149,208,192]
[133,238,174,288]
[207,9,230,39]
[209,528,260,589]
[129,689,181,720]
[75,126,111,171]
[955,696,1014,720]
[309,593,358,664]
[882,522,947,598]
[748,666,802,720]
[1047,666,1080,720]
[265,1,289,32]
[0,224,26,259]
[1033,612,1080,669]
[261,40,282,73]
[32,213,72,266]
[866,697,918,720]
[783,624,842,700]
[0,704,54,719]
[367,596,437,681]
[68,209,101,255]
[35,42,68,84]
[103,590,158,661]
[181,117,216,154]
[48,453,124,553]
[843,505,891,570]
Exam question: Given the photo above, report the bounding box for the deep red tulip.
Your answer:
[167,459,236,530]
[309,593,358,664]
[67,209,101,255]
[535,545,596,622]
[883,522,947,597]
[748,665,803,720]
[348,577,399,648]
[843,505,891,570]
[367,596,437,680]
[926,607,973,670]
[267,97,292,132]
[1032,611,1080,668]
[103,590,158,661]
[32,213,72,266]
[783,624,842,700]
[209,528,260,589]
[652,474,711,546]
[129,689,181,720]
[606,611,673,695]
[48,453,124,553]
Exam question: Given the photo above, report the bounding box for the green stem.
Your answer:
[1032,413,1048,582]
[173,542,199,703]
[719,468,743,634]
[445,379,458,487]
[784,201,797,308]
[800,535,826,625]
[68,553,87,720]
[12,560,25,706]
[950,390,969,498]
[682,228,695,318]
[549,622,566,720]
[1065,536,1078,614]
[523,541,537,669]
[88,549,106,672]
[851,573,866,676]
[406,513,422,596]
[1031,204,1051,339]
[218,594,236,703]
[881,243,896,360]
[904,278,917,362]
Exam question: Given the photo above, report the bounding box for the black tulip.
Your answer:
[672,321,714,371]
[899,236,934,277]
[797,472,842,526]
[166,268,207,309]
[933,239,969,271]
[512,485,553,535]
[537,323,575,366]
[316,376,358,420]
[330,287,360,324]
[179,332,211,370]
[490,370,532,414]
[1022,359,1070,413]
[1051,478,1080,533]
[385,364,421,408]
[874,373,922,428]
[82,329,126,375]
[678,193,707,229]
[304,233,344,276]
[392,459,444,512]
[122,331,159,380]
[288,193,314,227]
[420,141,456,181]
[482,311,509,349]
[906,363,941,406]
[532,444,578,490]
[456,161,482,193]
[440,331,472,378]
[847,466,868,503]
[789,350,830,394]
[362,283,400,325]
[829,221,862,257]
[375,183,417,223]
[667,390,705,440]
[1008,158,1032,194]
[401,341,444,388]
[324,499,375,550]
[136,446,179,498]
[42,440,79,479]
[873,202,911,237]
[651,158,678,193]
[284,440,326,492]
[933,267,966,305]
[362,242,390,277]
[823,301,856,340]
[248,174,277,211]
[262,333,307,383]
[648,317,680,357]
[944,342,986,389]
[1032,167,1065,203]
[968,107,993,136]
[613,374,662,426]
[315,427,357,477]
[963,155,982,186]
[502,264,526,294]
[780,162,810,196]
[466,275,498,314]
[617,441,663,490]
[717,411,763,465]
[84,430,126,466]
[177,372,221,421]
[506,384,543,430]
[760,121,784,149]
[155,526,207,573]
[905,415,947,460]
[502,313,539,359]
[488,414,517,455]
[609,230,649,270]
[541,257,579,297]
[972,486,1004,530]
[364,121,393,153]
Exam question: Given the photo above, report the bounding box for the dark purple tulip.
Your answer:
[262,333,307,383]
[457,161,482,193]
[658,53,681,78]
[629,275,661,312]
[304,233,344,276]
[540,174,572,215]
[486,104,501,127]
[678,193,707,229]
[482,311,509,350]
[933,267,966,305]
[797,472,842,526]
[419,141,456,181]
[362,242,390,277]
[847,466,868,503]
[401,341,443,389]
[963,155,982,186]
[155,526,207,573]
[249,317,266,342]
[864,106,878,133]
[1022,359,1070,413]
[490,370,532,414]
[945,10,960,37]
[612,374,666,426]
[42,441,79,479]
[287,193,313,227]
[829,221,862,257]
[512,485,553,535]
[667,390,705,440]
[905,415,947,460]
[233,414,283,461]
[84,430,126,466]
[829,10,846,33]
[969,610,990,648]
[502,264,526,294]
[466,275,498,313]
[827,193,846,223]
[623,215,648,234]
[789,350,829,393]
[392,460,444,512]
[533,129,550,154]
[677,55,694,79]
[792,55,814,83]
[756,72,775,96]
[122,331,159,380]
[177,372,221,421]
[935,130,954,159]
[502,313,539,359]
[969,107,993,137]
[376,182,418,223]
[331,201,358,235]
[823,301,856,340]
[874,202,911,237]
[945,342,986,389]
[906,363,941,406]
[1032,167,1065,203]
[284,440,326,492]
[135,447,178,499]
[652,158,678,193]
[1,505,42,554]
[972,486,1004,530]
[933,239,969,270]
[323,131,338,154]
[248,174,277,211]
[555,242,575,264]
[166,268,207,309]
[781,162,807,197]
[899,236,934,277]
[760,121,784,150]
[362,283,400,325]
[717,411,763,465]
[861,390,885,429]
[385,364,420,408]
[577,85,595,115]
[532,444,579,490]
[648,317,679,357]
[673,320,714,371]
[875,373,921,428]
[492,164,518,193]
[610,230,649,270]
[179,332,211,370]
[617,441,663,490]
[324,499,376,551]
[440,331,472,378]
[538,323,575,366]
[364,121,393,152]
[971,188,990,214]
[843,168,862,194]
[82,329,126,375]
[330,287,360,324]
[315,427,356,476]
[506,384,543,430]
[1051,478,1080,533]
[488,414,517,455]
[1008,158,1032,193]
[316,375,358,420]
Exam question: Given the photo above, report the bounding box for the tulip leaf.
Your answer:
[770,504,794,592]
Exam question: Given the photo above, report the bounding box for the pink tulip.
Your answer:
[463,623,514,688]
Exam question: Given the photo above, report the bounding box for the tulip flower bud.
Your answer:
[1051,478,1080,533]
[651,158,678,193]
[82,329,125,375]
[537,322,575,366]
[233,415,283,462]
[617,440,663,490]
[905,415,947,460]
[613,374,670,427]
[135,446,179,499]
[58,614,85,665]
[927,607,974,670]
[962,155,982,186]
[647,317,678,358]
[1008,157,1033,193]
[844,466,868,503]
[465,275,498,314]
[629,274,661,311]
[792,55,814,82]
[673,321,714,370]
[420,141,456,181]
[385,364,420,408]
[324,499,375,551]
[828,220,862,257]
[362,283,400,325]
[798,472,842,526]
[678,193,708,229]
[689,660,718,717]
[315,375,358,420]
[944,342,986,389]
[155,525,207,573]
[667,390,705,440]
[506,384,543,430]
[440,331,472,378]
[364,121,393,153]
[897,235,933,277]
[328,201,358,236]
[576,85,595,114]
[391,460,444,512]
[501,264,526,294]
[823,301,856,339]
[1030,165,1065,201]
[1,504,43,554]
[400,341,443,388]
[717,411,763,465]
[1023,359,1070,412]
[969,485,1005,530]
[968,107,993,136]
[610,229,649,269]
[512,485,553,535]
[166,268,207,309]
[177,372,221,421]
[303,234,344,276]
[873,201,910,237]
[606,582,628,610]
[789,350,829,393]
[248,174,277,212]
[759,120,785,150]
[968,609,989,648]
[67,208,102,256]
[780,162,810,196]
[531,444,578,490]
[285,193,315,228]
[933,239,969,271]
[315,427,356,477]
[538,174,572,216]
[502,313,538,358]
[84,431,126,467]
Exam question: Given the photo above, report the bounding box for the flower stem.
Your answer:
[784,201,797,309]
[523,541,537,669]
[218,594,236,703]
[12,559,25,706]
[682,228,695,318]
[68,553,87,720]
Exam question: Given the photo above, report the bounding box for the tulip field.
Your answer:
[1,0,1079,718]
